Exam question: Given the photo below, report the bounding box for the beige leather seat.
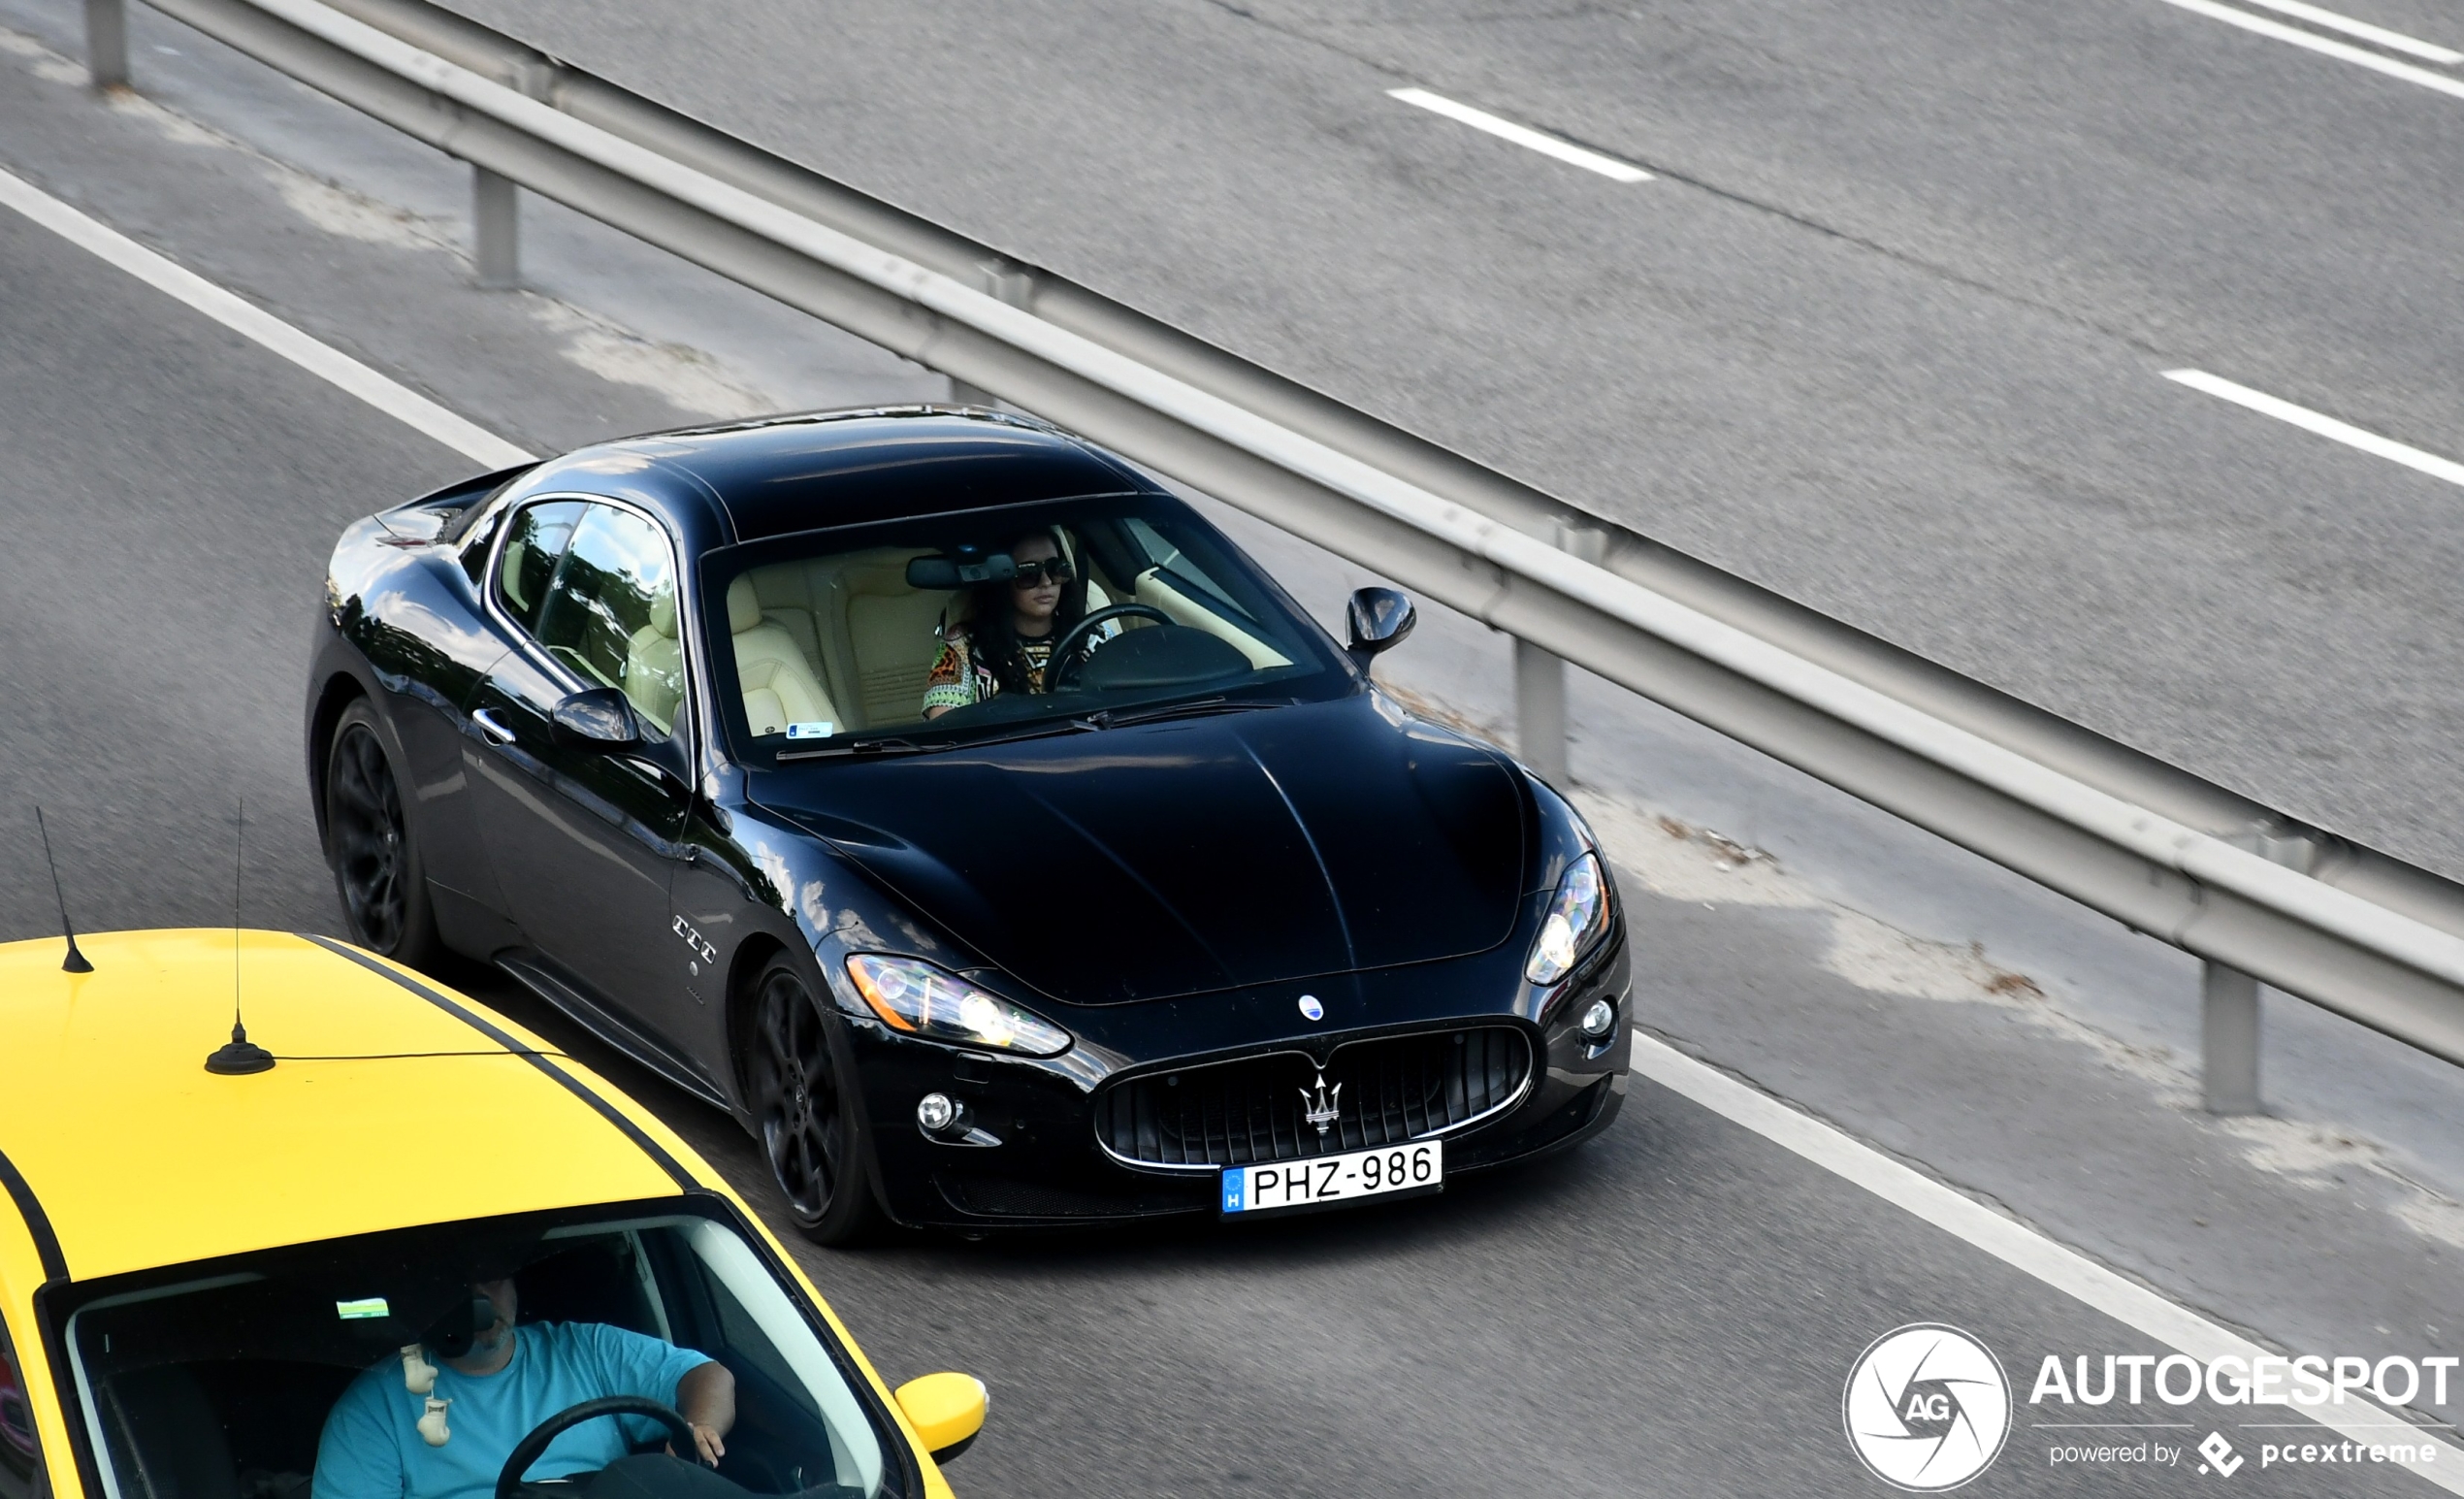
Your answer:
[728,576,842,736]
[837,556,956,726]
[827,539,1116,724]
[622,588,685,733]
[738,549,955,731]
[720,537,1127,731]
[1130,566,1288,668]
[502,535,535,614]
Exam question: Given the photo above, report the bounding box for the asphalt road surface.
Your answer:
[0,129,2447,1494]
[426,0,2464,888]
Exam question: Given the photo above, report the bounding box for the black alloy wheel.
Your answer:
[324,700,442,966]
[751,958,882,1245]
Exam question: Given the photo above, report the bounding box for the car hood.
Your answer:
[762,698,1529,1005]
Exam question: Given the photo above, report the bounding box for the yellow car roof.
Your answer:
[0,929,706,1286]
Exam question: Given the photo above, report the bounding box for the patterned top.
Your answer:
[922,620,1119,713]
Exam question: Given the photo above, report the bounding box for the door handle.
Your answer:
[471,708,517,745]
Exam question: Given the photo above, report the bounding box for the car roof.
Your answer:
[0,930,706,1288]
[579,407,1154,543]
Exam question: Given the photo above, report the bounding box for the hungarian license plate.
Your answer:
[1219,1141,1443,1216]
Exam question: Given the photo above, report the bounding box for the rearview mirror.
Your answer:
[905,552,1017,590]
[1345,586,1416,658]
[548,689,641,752]
[892,1372,987,1463]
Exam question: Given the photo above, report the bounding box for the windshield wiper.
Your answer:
[1077,696,1288,731]
[775,698,1291,761]
[776,736,944,762]
[951,721,1105,749]
[776,721,1095,763]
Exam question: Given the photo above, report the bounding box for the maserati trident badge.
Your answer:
[1301,1072,1342,1138]
[1297,994,1324,1022]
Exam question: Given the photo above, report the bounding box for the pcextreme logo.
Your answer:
[1843,1323,2013,1490]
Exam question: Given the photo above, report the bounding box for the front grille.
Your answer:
[1094,1026,1533,1168]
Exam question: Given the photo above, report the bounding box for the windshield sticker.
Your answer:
[785,721,835,740]
[335,1296,389,1320]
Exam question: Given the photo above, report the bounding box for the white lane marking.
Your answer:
[2165,369,2464,488]
[1629,1031,2464,1490]
[2229,0,2463,63]
[0,163,534,468]
[1386,87,1652,182]
[2155,0,2464,101]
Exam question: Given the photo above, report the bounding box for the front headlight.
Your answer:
[1525,851,1610,986]
[844,955,1073,1057]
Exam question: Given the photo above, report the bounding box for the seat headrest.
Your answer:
[727,575,762,634]
[648,588,677,639]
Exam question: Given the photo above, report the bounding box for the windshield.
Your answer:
[701,494,1352,759]
[55,1201,900,1499]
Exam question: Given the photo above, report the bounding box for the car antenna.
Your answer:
[206,798,274,1076]
[34,806,92,973]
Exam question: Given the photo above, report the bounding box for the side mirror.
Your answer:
[893,1372,987,1463]
[548,689,641,752]
[1345,586,1416,658]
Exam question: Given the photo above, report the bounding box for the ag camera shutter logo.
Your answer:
[1843,1323,2012,1490]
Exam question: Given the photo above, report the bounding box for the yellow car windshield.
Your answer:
[53,1202,898,1499]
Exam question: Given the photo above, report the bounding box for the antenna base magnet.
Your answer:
[206,1024,275,1076]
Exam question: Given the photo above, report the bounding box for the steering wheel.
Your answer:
[1044,604,1173,691]
[495,1396,701,1499]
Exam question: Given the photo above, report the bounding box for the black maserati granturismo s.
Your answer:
[308,407,1630,1241]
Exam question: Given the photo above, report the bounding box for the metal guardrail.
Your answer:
[83,0,2464,1097]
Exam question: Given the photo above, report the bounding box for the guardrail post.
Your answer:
[2201,961,2262,1114]
[949,263,1033,407]
[1515,520,1605,786]
[472,166,518,290]
[2198,829,2313,1114]
[84,0,129,89]
[1514,637,1568,785]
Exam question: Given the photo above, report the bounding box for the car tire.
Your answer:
[323,699,444,969]
[750,957,885,1246]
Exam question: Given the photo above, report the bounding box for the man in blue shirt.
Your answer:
[313,1277,736,1499]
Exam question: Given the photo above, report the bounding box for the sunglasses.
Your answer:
[1010,558,1075,586]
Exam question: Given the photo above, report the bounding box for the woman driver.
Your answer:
[921,528,1116,717]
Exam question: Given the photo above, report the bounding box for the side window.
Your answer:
[533,505,685,736]
[663,1222,885,1495]
[458,499,509,587]
[1119,517,1253,622]
[494,501,587,631]
[0,1315,46,1499]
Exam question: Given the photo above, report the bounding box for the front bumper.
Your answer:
[841,930,1632,1229]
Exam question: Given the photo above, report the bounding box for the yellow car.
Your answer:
[0,929,985,1499]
